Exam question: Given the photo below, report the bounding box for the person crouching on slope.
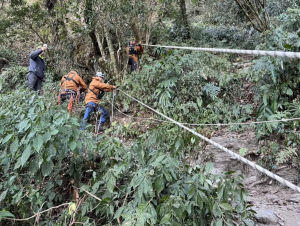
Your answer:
[58,70,87,103]
[80,72,118,132]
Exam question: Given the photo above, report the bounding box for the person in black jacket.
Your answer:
[28,44,47,93]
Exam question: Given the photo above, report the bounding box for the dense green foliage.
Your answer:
[1,0,300,225]
[0,90,253,225]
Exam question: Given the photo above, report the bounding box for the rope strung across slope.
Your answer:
[143,44,300,59]
[119,89,300,193]
[106,98,300,126]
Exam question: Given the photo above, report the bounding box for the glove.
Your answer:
[116,85,120,90]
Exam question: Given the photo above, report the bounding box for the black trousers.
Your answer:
[28,72,42,92]
[128,58,138,72]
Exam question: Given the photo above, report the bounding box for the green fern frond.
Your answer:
[276,147,298,165]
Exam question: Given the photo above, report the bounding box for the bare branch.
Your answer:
[2,203,69,222]
[81,187,102,202]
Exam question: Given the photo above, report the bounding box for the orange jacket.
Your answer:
[126,44,144,62]
[85,77,115,104]
[60,71,87,93]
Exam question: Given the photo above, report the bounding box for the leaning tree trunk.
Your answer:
[84,0,102,61]
[234,0,270,33]
[103,24,119,77]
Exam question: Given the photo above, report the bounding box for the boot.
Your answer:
[97,122,105,133]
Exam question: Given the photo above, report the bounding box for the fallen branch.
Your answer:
[0,57,9,64]
[248,177,269,188]
[2,203,69,222]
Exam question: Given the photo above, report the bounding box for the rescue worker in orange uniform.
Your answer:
[59,70,87,102]
[126,36,144,72]
[80,72,119,132]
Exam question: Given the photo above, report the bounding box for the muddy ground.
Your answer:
[199,133,300,226]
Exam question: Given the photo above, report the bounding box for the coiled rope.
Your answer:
[143,44,300,59]
[119,89,300,193]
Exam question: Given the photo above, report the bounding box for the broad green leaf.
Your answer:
[41,160,54,177]
[205,162,214,173]
[114,206,125,219]
[107,173,116,193]
[0,210,15,219]
[0,190,8,202]
[271,66,276,83]
[263,94,268,106]
[212,203,222,217]
[283,44,292,50]
[286,88,293,96]
[18,120,30,133]
[43,132,51,142]
[175,139,181,150]
[21,146,31,166]
[69,141,76,151]
[33,135,44,153]
[155,176,165,194]
[2,134,13,144]
[219,202,233,211]
[47,146,56,161]
[50,129,59,135]
[160,213,171,224]
[70,117,80,126]
[55,179,63,186]
[216,219,223,226]
[10,138,19,156]
[243,219,254,226]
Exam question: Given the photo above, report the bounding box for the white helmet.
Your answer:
[96,72,105,79]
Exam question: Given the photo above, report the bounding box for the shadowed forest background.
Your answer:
[1,0,300,225]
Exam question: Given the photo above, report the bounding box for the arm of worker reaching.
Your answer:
[94,81,117,92]
[30,49,43,60]
[136,42,144,53]
[77,76,88,92]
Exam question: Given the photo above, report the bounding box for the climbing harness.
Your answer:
[88,87,105,100]
[128,44,137,55]
[62,73,79,87]
[58,71,81,114]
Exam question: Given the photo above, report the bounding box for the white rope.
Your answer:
[106,98,165,122]
[143,44,300,59]
[119,89,300,193]
[111,90,115,124]
[106,99,300,126]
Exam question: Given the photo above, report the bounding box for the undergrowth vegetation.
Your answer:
[0,90,253,225]
[1,0,300,225]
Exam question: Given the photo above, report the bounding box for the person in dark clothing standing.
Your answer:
[28,44,47,93]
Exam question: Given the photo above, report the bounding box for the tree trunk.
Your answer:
[89,29,102,59]
[234,0,270,33]
[103,24,119,77]
[179,0,190,39]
